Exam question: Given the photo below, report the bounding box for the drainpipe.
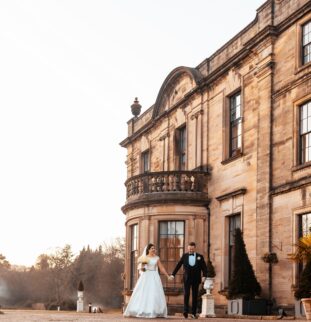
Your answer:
[205,205,211,259]
[268,0,275,302]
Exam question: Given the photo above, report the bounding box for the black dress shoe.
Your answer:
[190,314,198,319]
[183,312,188,318]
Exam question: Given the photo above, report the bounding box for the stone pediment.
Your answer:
[152,66,203,119]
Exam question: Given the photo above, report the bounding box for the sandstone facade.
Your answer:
[120,0,311,311]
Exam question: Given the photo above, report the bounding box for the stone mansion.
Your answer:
[120,0,311,312]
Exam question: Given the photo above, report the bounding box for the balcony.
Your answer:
[122,170,209,212]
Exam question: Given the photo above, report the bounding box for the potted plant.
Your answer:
[227,228,266,315]
[289,234,311,320]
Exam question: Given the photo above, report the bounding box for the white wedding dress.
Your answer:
[124,256,167,318]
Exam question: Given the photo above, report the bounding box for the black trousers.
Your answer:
[183,280,200,315]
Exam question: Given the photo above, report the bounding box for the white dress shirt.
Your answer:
[188,253,196,266]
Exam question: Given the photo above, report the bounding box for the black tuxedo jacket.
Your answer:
[172,253,207,285]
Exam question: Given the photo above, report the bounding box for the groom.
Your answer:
[170,242,207,319]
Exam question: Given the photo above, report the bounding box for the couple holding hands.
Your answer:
[124,242,208,319]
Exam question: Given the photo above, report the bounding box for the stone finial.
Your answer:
[131,97,142,117]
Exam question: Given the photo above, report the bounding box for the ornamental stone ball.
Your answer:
[131,97,141,117]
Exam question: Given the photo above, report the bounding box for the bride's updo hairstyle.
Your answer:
[146,243,154,255]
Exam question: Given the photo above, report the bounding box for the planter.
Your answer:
[228,298,267,315]
[295,299,306,318]
[203,277,214,295]
[301,298,311,320]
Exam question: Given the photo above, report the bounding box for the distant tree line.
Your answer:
[0,238,124,310]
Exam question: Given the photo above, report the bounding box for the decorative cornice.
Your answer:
[190,110,203,120]
[122,192,210,213]
[216,188,247,202]
[273,69,311,99]
[271,174,311,196]
[276,1,311,35]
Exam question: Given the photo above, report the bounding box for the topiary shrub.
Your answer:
[228,228,261,300]
[206,259,216,278]
[294,260,311,299]
[78,280,84,292]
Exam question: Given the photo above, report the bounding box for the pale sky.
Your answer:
[0,0,264,266]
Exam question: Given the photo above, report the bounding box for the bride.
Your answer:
[123,243,171,318]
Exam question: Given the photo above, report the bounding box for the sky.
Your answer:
[0,0,264,266]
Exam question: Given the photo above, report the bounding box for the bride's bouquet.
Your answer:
[138,255,149,272]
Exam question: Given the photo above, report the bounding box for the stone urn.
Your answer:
[302,298,311,320]
[131,98,141,117]
[203,277,214,295]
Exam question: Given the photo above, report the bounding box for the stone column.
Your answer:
[77,281,84,312]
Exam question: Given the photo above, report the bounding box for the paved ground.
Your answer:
[0,310,307,322]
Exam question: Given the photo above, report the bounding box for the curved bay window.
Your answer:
[158,221,184,291]
[130,224,138,289]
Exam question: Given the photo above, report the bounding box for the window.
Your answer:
[141,150,149,173]
[158,221,184,290]
[298,213,311,278]
[299,101,311,164]
[229,92,242,157]
[299,213,311,237]
[176,126,186,170]
[302,21,311,65]
[130,224,138,289]
[228,214,241,282]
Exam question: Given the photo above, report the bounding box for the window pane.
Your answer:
[160,222,168,235]
[175,221,184,234]
[237,135,242,149]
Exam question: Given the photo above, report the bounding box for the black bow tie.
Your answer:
[189,254,195,256]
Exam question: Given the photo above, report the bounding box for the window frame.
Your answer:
[176,125,187,170]
[302,20,311,66]
[299,100,311,165]
[229,91,242,158]
[141,150,150,173]
[297,213,311,279]
[130,224,138,290]
[158,220,185,291]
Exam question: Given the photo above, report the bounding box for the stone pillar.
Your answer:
[77,281,85,312]
[200,277,216,317]
[77,291,84,312]
[200,294,216,317]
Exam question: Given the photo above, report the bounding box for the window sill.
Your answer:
[221,150,243,165]
[294,61,311,75]
[292,161,311,172]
